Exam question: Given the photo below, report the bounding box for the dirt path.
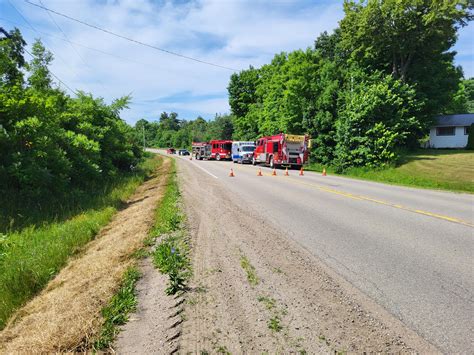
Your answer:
[0,157,170,352]
[176,159,438,353]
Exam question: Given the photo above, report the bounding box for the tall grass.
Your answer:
[0,153,161,234]
[0,154,162,329]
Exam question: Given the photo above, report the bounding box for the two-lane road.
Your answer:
[154,150,474,352]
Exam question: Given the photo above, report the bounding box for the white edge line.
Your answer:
[184,157,219,179]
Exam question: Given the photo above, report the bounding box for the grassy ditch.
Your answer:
[307,149,474,193]
[151,159,192,295]
[0,154,162,329]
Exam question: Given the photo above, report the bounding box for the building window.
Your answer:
[465,126,470,135]
[436,127,455,136]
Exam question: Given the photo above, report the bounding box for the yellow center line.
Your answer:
[230,163,474,228]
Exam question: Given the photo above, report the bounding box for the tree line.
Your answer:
[0,28,142,198]
[134,112,234,149]
[137,1,473,171]
[227,0,473,171]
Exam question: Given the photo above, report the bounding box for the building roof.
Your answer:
[434,114,474,127]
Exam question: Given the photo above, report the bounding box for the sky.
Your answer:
[1,0,473,125]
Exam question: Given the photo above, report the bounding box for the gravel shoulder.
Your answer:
[176,158,438,353]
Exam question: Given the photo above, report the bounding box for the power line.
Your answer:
[24,0,238,72]
[1,16,151,67]
[37,0,108,92]
[23,47,76,94]
[6,0,76,93]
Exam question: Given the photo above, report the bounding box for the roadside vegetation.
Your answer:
[240,254,260,286]
[151,160,192,295]
[308,149,474,193]
[0,154,161,329]
[93,267,141,350]
[0,26,147,329]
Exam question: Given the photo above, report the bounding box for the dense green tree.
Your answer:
[27,40,53,91]
[463,78,474,112]
[335,70,425,170]
[0,27,26,86]
[339,0,472,115]
[0,27,142,197]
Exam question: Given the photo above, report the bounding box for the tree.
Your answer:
[27,39,53,91]
[463,78,474,113]
[339,0,473,115]
[335,71,424,170]
[0,27,26,86]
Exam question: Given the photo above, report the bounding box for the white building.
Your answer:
[428,114,474,148]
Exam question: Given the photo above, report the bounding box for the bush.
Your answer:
[467,123,474,150]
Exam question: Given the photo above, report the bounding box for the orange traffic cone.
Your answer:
[322,168,327,176]
[285,167,289,176]
[257,168,263,176]
[299,167,304,176]
[229,168,235,177]
[272,169,277,176]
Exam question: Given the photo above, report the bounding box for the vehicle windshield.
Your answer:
[241,146,255,152]
[223,143,232,150]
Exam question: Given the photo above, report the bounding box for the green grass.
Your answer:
[257,296,276,310]
[151,159,192,295]
[307,150,474,193]
[240,255,259,286]
[0,154,162,329]
[93,267,141,350]
[268,316,283,332]
[0,153,161,234]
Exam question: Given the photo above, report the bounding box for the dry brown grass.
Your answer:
[0,157,171,352]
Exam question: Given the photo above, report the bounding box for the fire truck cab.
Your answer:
[192,140,232,161]
[252,134,310,169]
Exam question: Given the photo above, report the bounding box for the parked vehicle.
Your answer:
[166,148,176,154]
[178,149,190,156]
[192,140,232,160]
[232,141,256,164]
[253,134,310,169]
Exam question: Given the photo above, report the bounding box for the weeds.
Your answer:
[215,345,231,354]
[268,316,283,332]
[151,159,191,295]
[257,296,276,310]
[94,267,141,350]
[153,235,191,294]
[240,255,259,286]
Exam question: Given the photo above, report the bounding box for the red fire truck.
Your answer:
[252,134,310,169]
[192,140,232,161]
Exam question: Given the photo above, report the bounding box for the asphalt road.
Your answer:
[153,150,474,353]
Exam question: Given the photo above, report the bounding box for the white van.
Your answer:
[232,141,256,164]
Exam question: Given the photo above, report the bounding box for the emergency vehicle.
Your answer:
[231,141,256,164]
[192,140,232,161]
[252,134,310,169]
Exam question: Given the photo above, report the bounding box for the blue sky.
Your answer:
[1,0,472,125]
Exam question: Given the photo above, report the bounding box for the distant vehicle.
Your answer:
[232,141,256,164]
[178,149,190,156]
[253,134,310,169]
[166,148,176,154]
[192,140,232,161]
